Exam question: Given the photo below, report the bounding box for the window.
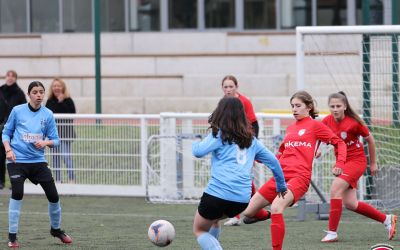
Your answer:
[205,0,235,28]
[63,0,92,32]
[169,0,197,29]
[281,0,311,29]
[356,0,383,25]
[0,0,27,33]
[130,0,160,31]
[244,0,275,29]
[368,0,383,24]
[31,0,59,32]
[101,0,125,31]
[317,0,347,26]
[397,0,400,24]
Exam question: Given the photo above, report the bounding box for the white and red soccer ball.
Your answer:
[148,220,176,247]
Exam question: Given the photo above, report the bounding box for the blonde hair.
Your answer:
[48,78,71,99]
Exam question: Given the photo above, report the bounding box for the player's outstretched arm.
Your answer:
[254,140,286,192]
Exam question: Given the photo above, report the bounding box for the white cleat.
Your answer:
[223,217,241,226]
[384,214,397,240]
[321,230,338,243]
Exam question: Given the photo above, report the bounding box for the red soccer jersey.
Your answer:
[277,116,346,180]
[322,114,369,160]
[238,93,257,123]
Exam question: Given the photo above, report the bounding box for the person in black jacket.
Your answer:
[45,78,76,183]
[0,70,26,189]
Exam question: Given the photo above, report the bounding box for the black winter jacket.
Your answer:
[45,97,76,139]
[0,83,26,125]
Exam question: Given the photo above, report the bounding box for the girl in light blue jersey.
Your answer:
[2,81,72,248]
[192,96,287,250]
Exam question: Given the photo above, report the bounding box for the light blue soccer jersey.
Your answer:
[2,104,60,163]
[192,132,286,203]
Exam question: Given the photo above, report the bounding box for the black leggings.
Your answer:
[0,144,6,184]
[11,181,59,203]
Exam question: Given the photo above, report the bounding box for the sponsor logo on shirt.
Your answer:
[346,140,360,148]
[40,118,47,129]
[340,131,347,140]
[284,140,312,148]
[22,133,43,143]
[298,129,306,136]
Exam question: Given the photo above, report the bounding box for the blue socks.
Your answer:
[9,199,62,234]
[197,232,223,250]
[48,201,61,229]
[9,198,22,234]
[208,226,221,239]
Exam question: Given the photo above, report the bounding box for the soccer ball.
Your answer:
[148,220,176,247]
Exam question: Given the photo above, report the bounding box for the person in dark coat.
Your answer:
[0,70,26,189]
[45,78,76,183]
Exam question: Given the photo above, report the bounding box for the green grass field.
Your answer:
[0,194,399,250]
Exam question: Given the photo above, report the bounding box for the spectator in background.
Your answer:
[45,78,76,183]
[0,70,26,189]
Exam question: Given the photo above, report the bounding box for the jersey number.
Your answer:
[236,146,247,165]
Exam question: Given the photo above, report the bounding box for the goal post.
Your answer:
[296,25,400,210]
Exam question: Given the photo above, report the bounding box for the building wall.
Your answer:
[1,31,365,114]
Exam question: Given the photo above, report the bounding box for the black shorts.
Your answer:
[198,192,248,220]
[7,162,54,185]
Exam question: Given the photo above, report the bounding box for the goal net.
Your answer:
[145,113,288,204]
[297,25,400,210]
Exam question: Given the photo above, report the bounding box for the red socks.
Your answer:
[328,199,386,233]
[328,199,342,231]
[255,209,270,220]
[354,201,386,223]
[270,213,285,250]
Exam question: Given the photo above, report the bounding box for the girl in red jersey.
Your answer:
[221,75,259,137]
[220,75,269,226]
[242,91,347,250]
[320,91,397,242]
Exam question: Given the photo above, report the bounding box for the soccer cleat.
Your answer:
[321,230,338,243]
[50,228,73,244]
[223,217,241,226]
[7,241,20,248]
[384,214,397,240]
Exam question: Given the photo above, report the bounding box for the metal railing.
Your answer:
[24,113,336,202]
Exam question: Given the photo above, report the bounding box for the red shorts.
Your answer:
[258,176,310,205]
[338,157,367,189]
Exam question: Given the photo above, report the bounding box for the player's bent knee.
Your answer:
[11,182,24,200]
[270,204,284,214]
[344,202,357,211]
[244,193,270,217]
